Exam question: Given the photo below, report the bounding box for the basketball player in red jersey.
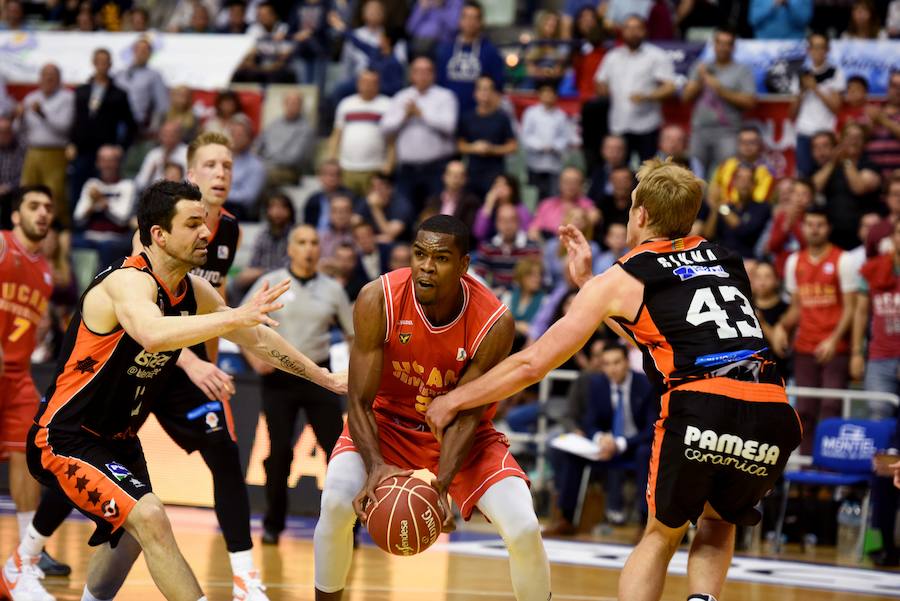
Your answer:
[313,215,551,601]
[0,186,70,587]
[427,160,802,601]
[1,181,346,601]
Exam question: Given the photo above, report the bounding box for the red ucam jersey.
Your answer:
[373,268,508,426]
[0,231,53,374]
[784,245,856,355]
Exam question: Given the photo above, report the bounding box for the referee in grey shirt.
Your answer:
[243,224,354,544]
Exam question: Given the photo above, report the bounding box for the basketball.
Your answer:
[365,476,444,556]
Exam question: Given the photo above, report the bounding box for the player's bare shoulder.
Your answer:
[82,266,157,333]
[583,263,643,323]
[353,279,388,343]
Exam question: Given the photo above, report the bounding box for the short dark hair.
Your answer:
[714,28,737,42]
[12,185,52,213]
[804,206,830,223]
[602,342,629,359]
[265,191,296,225]
[794,178,815,195]
[137,180,202,246]
[738,125,761,138]
[416,214,471,255]
[811,130,837,145]
[847,75,869,91]
[93,47,111,61]
[462,0,483,17]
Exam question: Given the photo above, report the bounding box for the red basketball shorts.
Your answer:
[332,414,528,519]
[1,373,40,459]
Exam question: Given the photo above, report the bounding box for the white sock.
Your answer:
[198,597,208,601]
[16,511,36,542]
[18,524,46,560]
[81,586,112,601]
[229,549,255,577]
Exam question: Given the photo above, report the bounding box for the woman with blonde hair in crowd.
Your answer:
[524,9,570,89]
[502,258,547,347]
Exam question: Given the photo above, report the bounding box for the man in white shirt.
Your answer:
[329,70,392,197]
[381,56,458,214]
[18,63,75,225]
[594,15,675,163]
[790,33,844,178]
[73,144,137,267]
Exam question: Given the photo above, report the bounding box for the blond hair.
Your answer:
[513,257,542,287]
[187,131,232,167]
[633,158,704,239]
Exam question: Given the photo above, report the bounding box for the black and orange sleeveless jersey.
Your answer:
[191,208,238,291]
[186,208,237,361]
[613,236,777,392]
[35,253,198,439]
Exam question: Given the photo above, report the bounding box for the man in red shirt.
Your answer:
[851,219,900,413]
[312,215,550,601]
[0,186,70,578]
[774,208,857,453]
[866,174,900,258]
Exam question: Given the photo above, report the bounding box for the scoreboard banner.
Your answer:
[0,31,255,90]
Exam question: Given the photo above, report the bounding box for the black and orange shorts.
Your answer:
[27,425,153,546]
[647,378,802,528]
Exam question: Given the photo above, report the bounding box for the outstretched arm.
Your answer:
[93,269,288,354]
[432,311,515,530]
[426,267,632,432]
[188,276,347,394]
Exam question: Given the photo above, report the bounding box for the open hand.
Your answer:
[559,224,594,287]
[233,279,290,328]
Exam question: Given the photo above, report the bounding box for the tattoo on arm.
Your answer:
[268,349,307,378]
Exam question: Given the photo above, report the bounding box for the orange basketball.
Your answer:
[365,476,444,556]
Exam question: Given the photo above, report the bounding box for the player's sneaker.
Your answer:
[0,549,56,601]
[36,551,70,578]
[232,570,268,601]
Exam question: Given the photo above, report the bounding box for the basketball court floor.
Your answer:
[1,498,898,600]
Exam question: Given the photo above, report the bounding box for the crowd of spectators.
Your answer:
[2,0,900,544]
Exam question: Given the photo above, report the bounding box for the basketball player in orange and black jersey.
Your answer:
[6,180,345,601]
[427,160,802,601]
[131,133,270,601]
[20,133,263,600]
[313,215,551,601]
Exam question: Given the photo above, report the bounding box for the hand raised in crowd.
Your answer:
[327,10,347,32]
[799,73,817,92]
[405,100,421,118]
[865,104,884,125]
